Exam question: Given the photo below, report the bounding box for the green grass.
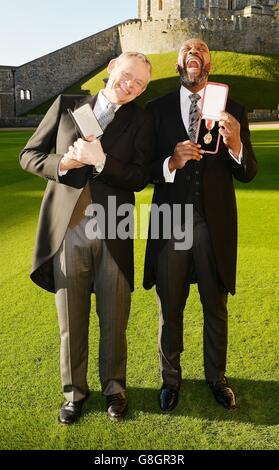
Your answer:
[29,51,279,115]
[0,129,278,450]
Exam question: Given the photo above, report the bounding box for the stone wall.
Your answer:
[0,115,43,128]
[181,0,194,18]
[140,1,279,20]
[0,67,17,117]
[119,16,279,54]
[139,0,181,20]
[15,24,122,116]
[150,0,181,20]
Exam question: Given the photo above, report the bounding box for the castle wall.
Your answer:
[119,15,279,54]
[139,0,181,20]
[15,25,122,116]
[149,0,181,19]
[138,0,151,20]
[0,67,17,118]
[181,0,193,18]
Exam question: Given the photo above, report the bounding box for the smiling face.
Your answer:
[103,55,151,105]
[176,38,212,91]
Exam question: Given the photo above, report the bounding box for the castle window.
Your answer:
[228,0,236,9]
[195,0,205,8]
[20,89,32,100]
[158,0,163,10]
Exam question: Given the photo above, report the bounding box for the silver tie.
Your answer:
[188,93,201,141]
[98,102,116,131]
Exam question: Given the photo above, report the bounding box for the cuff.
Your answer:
[58,168,68,176]
[94,154,107,174]
[229,143,243,165]
[163,157,176,183]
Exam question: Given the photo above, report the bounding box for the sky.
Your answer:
[1,0,138,66]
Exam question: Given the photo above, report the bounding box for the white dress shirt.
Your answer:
[59,90,121,176]
[163,86,243,183]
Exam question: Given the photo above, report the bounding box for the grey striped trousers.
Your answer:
[53,217,131,402]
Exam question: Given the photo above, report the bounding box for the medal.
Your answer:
[203,119,215,145]
[204,132,212,144]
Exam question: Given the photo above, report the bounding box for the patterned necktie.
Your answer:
[98,102,116,131]
[188,93,201,141]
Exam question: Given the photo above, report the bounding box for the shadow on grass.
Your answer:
[136,76,279,112]
[84,378,279,426]
[26,73,279,116]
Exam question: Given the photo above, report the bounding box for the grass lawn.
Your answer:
[0,129,278,450]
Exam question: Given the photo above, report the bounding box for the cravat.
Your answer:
[98,102,116,131]
[188,93,201,141]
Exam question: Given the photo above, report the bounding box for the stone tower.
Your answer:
[138,0,182,21]
[138,0,233,20]
[208,0,232,18]
[138,1,279,20]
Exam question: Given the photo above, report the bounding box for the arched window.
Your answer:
[20,89,25,100]
[159,0,163,10]
[25,90,31,100]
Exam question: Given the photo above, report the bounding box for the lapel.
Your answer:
[100,102,136,152]
[73,95,135,152]
[74,94,97,111]
[64,95,98,142]
[166,90,188,143]
[167,90,200,185]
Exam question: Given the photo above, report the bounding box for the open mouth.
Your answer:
[186,57,202,70]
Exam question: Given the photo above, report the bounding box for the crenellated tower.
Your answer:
[138,0,279,20]
[138,0,182,20]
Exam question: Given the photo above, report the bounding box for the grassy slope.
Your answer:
[0,129,278,450]
[29,51,279,115]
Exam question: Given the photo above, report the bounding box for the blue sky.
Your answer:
[1,0,138,66]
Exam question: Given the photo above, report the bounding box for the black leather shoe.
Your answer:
[58,392,90,425]
[159,386,179,412]
[207,376,236,410]
[106,392,128,421]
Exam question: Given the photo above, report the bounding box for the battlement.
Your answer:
[138,0,279,21]
[119,15,279,55]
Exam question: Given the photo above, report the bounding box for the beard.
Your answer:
[177,60,210,88]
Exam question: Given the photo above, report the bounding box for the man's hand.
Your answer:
[59,135,106,172]
[168,140,204,172]
[219,112,241,159]
[72,135,106,167]
[59,151,86,171]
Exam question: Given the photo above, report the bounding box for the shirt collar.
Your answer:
[98,90,121,112]
[180,85,205,104]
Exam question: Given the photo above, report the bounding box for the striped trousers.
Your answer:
[53,217,131,402]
